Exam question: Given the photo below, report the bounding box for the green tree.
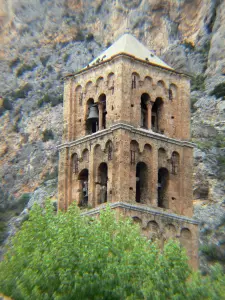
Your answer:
[0,201,224,300]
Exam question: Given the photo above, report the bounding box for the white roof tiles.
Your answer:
[86,33,173,70]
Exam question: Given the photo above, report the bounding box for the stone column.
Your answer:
[147,101,153,130]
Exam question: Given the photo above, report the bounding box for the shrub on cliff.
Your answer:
[0,202,224,300]
[209,82,225,99]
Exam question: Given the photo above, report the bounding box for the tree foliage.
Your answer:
[0,201,225,300]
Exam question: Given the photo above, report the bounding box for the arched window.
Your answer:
[130,140,139,165]
[86,98,99,134]
[97,163,108,204]
[141,93,150,129]
[72,153,79,174]
[136,162,148,204]
[82,149,89,163]
[151,98,163,133]
[158,168,169,208]
[98,94,107,129]
[105,140,113,161]
[171,151,179,175]
[131,72,140,89]
[78,169,89,207]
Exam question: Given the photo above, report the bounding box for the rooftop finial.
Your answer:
[124,9,131,34]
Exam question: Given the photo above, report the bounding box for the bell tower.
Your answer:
[58,33,198,268]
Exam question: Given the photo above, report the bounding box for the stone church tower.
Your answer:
[58,33,198,268]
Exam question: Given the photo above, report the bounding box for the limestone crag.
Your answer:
[0,0,224,269]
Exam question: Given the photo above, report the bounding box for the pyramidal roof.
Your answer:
[86,33,173,70]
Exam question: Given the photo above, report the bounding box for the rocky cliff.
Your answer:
[0,0,224,271]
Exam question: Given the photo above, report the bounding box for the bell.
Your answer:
[87,105,99,122]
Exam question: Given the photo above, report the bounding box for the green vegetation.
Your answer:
[217,155,225,180]
[86,33,94,42]
[0,202,225,300]
[191,74,206,91]
[38,93,63,108]
[209,82,225,99]
[16,63,37,77]
[42,129,54,142]
[8,57,21,69]
[191,97,198,112]
[40,55,50,66]
[11,83,33,100]
[63,53,70,62]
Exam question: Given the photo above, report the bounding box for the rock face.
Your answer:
[0,0,224,269]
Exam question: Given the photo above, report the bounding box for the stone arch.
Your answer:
[143,143,152,154]
[107,72,115,89]
[147,220,159,233]
[85,81,93,94]
[86,98,99,134]
[130,140,140,165]
[151,97,164,133]
[158,147,167,167]
[169,83,178,100]
[136,161,148,204]
[144,76,152,88]
[158,167,169,208]
[180,228,192,255]
[71,153,79,174]
[98,93,107,129]
[105,140,113,161]
[131,72,140,89]
[97,162,108,204]
[78,168,89,207]
[75,85,83,105]
[141,93,150,129]
[171,151,179,175]
[157,80,166,90]
[96,76,104,90]
[82,148,89,163]
[132,216,142,225]
[94,144,102,157]
[165,223,176,239]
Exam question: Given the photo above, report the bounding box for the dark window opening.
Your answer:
[130,150,136,165]
[141,94,149,129]
[151,98,163,133]
[158,168,169,208]
[78,169,89,207]
[136,162,148,204]
[98,163,108,204]
[86,100,99,134]
[169,89,173,101]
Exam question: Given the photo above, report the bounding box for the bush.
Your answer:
[209,82,225,99]
[74,29,85,41]
[8,57,21,69]
[191,74,206,91]
[86,33,94,42]
[40,55,50,66]
[42,129,54,142]
[0,202,225,300]
[16,63,37,77]
[47,65,53,72]
[191,97,198,112]
[11,83,33,100]
[38,94,63,108]
[63,53,70,62]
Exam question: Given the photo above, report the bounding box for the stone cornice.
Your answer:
[63,53,190,80]
[81,202,199,225]
[58,123,194,150]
